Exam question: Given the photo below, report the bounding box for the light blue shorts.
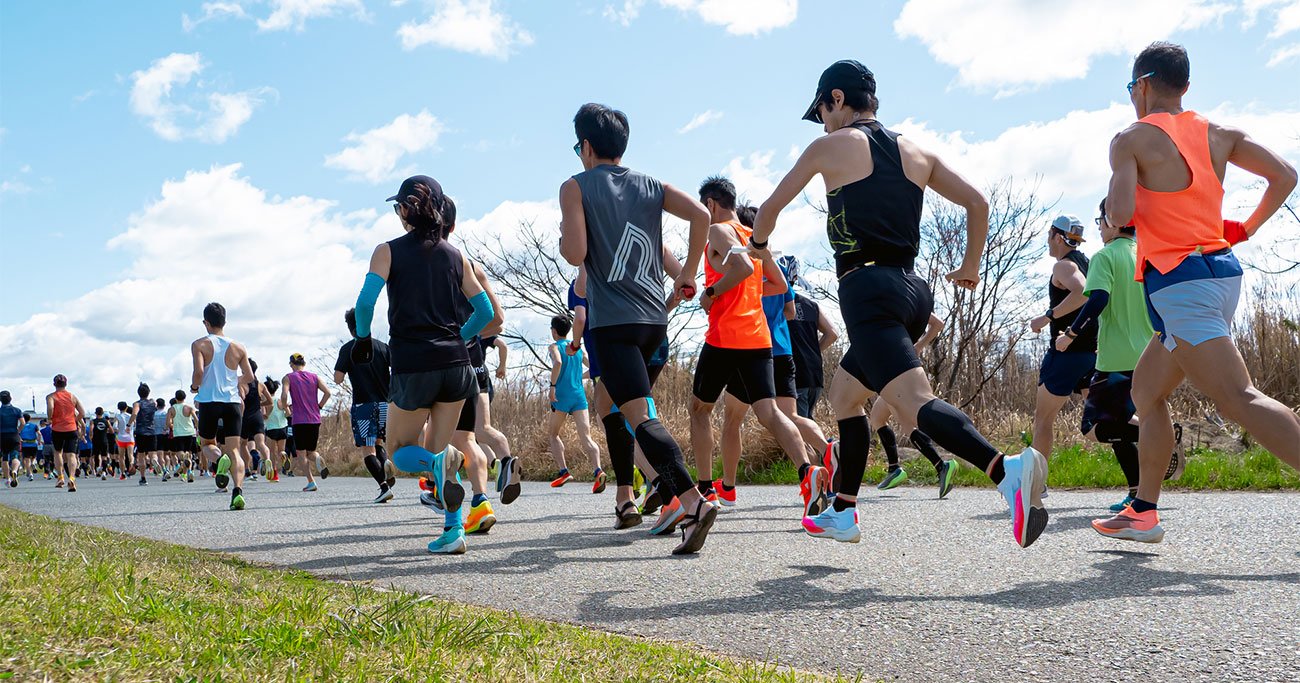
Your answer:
[551,394,588,415]
[1144,249,1242,351]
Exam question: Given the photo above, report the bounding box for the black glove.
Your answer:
[351,336,373,365]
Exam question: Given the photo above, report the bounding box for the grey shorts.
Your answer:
[389,365,476,412]
[1144,249,1242,352]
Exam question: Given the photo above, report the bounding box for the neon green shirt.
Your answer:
[1084,236,1155,372]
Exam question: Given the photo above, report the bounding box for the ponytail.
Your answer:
[396,181,448,247]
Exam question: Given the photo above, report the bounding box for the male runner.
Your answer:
[239,360,272,481]
[45,374,86,492]
[1093,42,1299,542]
[337,308,397,503]
[132,383,159,485]
[558,102,717,554]
[282,353,330,492]
[1,392,25,487]
[781,256,838,419]
[190,302,254,509]
[90,408,111,477]
[755,60,1046,547]
[39,419,53,478]
[168,390,199,483]
[545,314,603,488]
[154,398,172,480]
[1027,215,1097,462]
[114,401,135,479]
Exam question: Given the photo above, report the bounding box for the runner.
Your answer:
[261,380,287,483]
[45,374,86,492]
[1093,42,1299,542]
[481,335,507,403]
[545,314,603,490]
[132,383,158,485]
[90,407,111,478]
[154,398,171,480]
[240,360,272,481]
[281,353,331,492]
[114,401,135,480]
[704,198,831,513]
[781,256,838,419]
[77,417,93,480]
[558,103,717,554]
[39,419,53,479]
[1,392,25,487]
[1027,215,1098,463]
[336,309,396,503]
[168,390,199,483]
[190,302,255,509]
[352,174,494,554]
[755,60,1046,547]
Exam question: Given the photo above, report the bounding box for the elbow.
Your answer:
[966,193,990,216]
[1277,162,1299,195]
[560,245,583,267]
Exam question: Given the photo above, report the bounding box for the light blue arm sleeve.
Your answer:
[460,291,494,341]
[354,272,386,338]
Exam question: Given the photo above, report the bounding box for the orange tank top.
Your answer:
[704,220,770,350]
[51,390,77,431]
[1131,111,1226,281]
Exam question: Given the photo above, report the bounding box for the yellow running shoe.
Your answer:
[465,500,497,535]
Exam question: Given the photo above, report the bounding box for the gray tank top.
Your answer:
[574,164,666,329]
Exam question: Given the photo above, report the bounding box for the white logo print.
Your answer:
[608,222,661,296]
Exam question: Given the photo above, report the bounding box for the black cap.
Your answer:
[0,390,10,403]
[386,175,444,203]
[802,60,876,123]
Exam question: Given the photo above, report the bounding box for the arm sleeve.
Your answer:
[354,272,386,338]
[1069,290,1109,334]
[460,291,494,341]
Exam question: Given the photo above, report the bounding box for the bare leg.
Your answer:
[752,398,811,468]
[474,394,512,459]
[688,397,716,483]
[547,410,567,471]
[720,393,747,487]
[573,409,601,472]
[225,436,245,489]
[1031,384,1071,461]
[453,431,489,496]
[778,395,827,457]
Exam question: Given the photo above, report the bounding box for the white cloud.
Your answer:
[606,0,797,34]
[182,1,248,31]
[1,180,32,195]
[183,0,365,32]
[129,53,271,143]
[894,0,1232,92]
[1267,42,1300,66]
[324,110,444,183]
[677,109,723,134]
[397,0,533,59]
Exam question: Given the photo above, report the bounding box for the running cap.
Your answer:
[1050,214,1087,243]
[386,175,444,203]
[802,60,876,122]
[289,353,306,366]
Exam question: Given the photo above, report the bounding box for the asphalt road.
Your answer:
[3,474,1298,682]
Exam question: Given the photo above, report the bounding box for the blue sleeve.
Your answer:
[783,288,794,304]
[460,291,494,341]
[354,272,386,338]
[1069,290,1109,334]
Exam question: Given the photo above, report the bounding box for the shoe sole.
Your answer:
[1015,451,1048,548]
[877,471,907,491]
[639,491,663,516]
[615,508,643,530]
[592,478,606,494]
[500,457,521,505]
[803,468,824,517]
[1093,522,1165,544]
[439,447,465,513]
[428,539,467,555]
[650,506,685,536]
[672,505,719,555]
[230,496,245,511]
[1165,423,1186,481]
[373,489,395,504]
[803,524,861,543]
[938,462,956,499]
[468,515,496,535]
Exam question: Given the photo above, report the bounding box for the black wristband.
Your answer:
[750,238,769,250]
[704,286,716,298]
[1044,307,1056,321]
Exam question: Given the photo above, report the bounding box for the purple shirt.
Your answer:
[287,371,322,425]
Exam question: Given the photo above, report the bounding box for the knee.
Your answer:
[689,399,713,419]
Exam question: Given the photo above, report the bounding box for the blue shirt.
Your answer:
[554,341,585,399]
[40,425,52,444]
[21,423,41,445]
[0,404,22,434]
[762,288,796,357]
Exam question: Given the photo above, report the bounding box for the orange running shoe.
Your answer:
[550,470,572,488]
[1092,505,1164,543]
[418,476,434,492]
[465,500,497,535]
[799,466,830,517]
[591,469,606,494]
[712,479,736,507]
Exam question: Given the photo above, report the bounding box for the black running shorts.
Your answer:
[1080,370,1136,436]
[1,434,18,457]
[838,266,932,393]
[389,365,476,412]
[693,343,775,405]
[589,323,667,408]
[51,430,79,454]
[293,423,321,451]
[773,354,797,399]
[456,390,477,433]
[197,402,242,442]
[134,434,158,453]
[240,414,266,440]
[265,428,288,442]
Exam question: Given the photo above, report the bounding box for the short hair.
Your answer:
[736,204,758,228]
[203,302,227,328]
[699,175,737,211]
[817,88,879,116]
[551,314,573,337]
[37,417,45,424]
[117,401,128,411]
[1134,41,1189,94]
[156,398,166,408]
[0,390,9,404]
[138,383,150,399]
[443,195,457,228]
[574,103,630,159]
[95,406,104,415]
[1098,197,1137,235]
[290,353,306,367]
[249,358,258,374]
[52,374,67,388]
[344,308,357,337]
[174,390,186,401]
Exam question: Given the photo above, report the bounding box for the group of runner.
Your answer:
[4,42,1296,556]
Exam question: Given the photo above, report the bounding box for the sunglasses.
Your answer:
[1127,71,1155,93]
[573,140,583,157]
[392,204,402,216]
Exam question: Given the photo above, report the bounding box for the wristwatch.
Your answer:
[704,286,716,298]
[1044,307,1056,321]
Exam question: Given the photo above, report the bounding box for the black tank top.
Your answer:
[243,378,262,418]
[825,121,924,276]
[1049,250,1098,353]
[386,232,469,373]
[134,400,157,435]
[92,416,110,440]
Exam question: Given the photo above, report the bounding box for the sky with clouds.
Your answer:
[1,0,1298,411]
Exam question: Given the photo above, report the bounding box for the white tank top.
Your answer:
[196,334,242,404]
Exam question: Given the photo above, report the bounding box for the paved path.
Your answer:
[3,475,1298,682]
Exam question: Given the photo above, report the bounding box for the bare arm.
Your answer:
[926,152,989,290]
[559,179,586,266]
[368,242,392,281]
[549,344,562,402]
[333,370,346,384]
[316,375,331,411]
[661,182,709,298]
[494,339,508,379]
[235,344,255,389]
[1106,131,1139,228]
[753,141,824,245]
[915,313,945,352]
[784,300,796,321]
[459,253,485,299]
[1050,261,1089,318]
[661,244,683,279]
[760,250,788,296]
[190,340,205,393]
[279,375,290,411]
[1226,129,1299,235]
[816,309,839,351]
[700,223,752,311]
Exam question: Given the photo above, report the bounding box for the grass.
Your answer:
[0,506,848,682]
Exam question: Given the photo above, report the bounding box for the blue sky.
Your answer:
[2,0,1298,409]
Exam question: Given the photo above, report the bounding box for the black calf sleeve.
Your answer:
[909,430,944,468]
[837,416,871,498]
[633,419,692,497]
[1110,441,1141,490]
[363,454,386,485]
[915,398,999,475]
[877,426,901,468]
[1094,421,1140,444]
[601,413,637,487]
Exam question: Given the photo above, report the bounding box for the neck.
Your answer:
[714,210,739,224]
[209,327,224,336]
[1147,98,1183,116]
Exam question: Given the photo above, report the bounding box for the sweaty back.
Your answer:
[385,231,470,373]
[574,165,666,329]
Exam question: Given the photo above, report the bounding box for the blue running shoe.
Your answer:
[802,505,860,543]
[1108,494,1135,513]
[428,526,467,554]
[996,448,1048,548]
[433,446,465,513]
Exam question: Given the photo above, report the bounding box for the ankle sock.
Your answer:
[697,479,712,494]
[832,496,855,512]
[1130,498,1157,513]
[797,463,811,481]
[720,482,735,492]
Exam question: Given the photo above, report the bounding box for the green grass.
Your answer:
[713,445,1300,491]
[0,506,848,683]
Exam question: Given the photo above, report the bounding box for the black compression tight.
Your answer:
[915,398,1002,481]
[602,413,637,487]
[633,419,692,498]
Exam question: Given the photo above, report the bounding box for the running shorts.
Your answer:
[773,354,797,399]
[116,439,134,450]
[1038,349,1096,397]
[240,414,266,440]
[92,438,109,457]
[1080,370,1137,436]
[795,387,821,419]
[293,423,321,451]
[52,430,79,453]
[474,364,492,393]
[694,343,776,405]
[456,391,477,433]
[350,402,387,447]
[173,435,199,454]
[197,401,242,441]
[389,365,476,412]
[21,446,39,461]
[552,392,588,414]
[265,428,288,442]
[134,434,158,453]
[1144,248,1241,352]
[589,323,667,407]
[1,434,18,457]
[838,266,932,393]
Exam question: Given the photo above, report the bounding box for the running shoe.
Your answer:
[214,454,231,490]
[316,454,329,479]
[614,500,642,529]
[703,489,719,507]
[995,448,1048,548]
[119,472,126,481]
[712,479,736,508]
[672,500,719,555]
[230,493,245,511]
[419,476,434,492]
[28,473,34,482]
[638,482,663,516]
[302,481,318,492]
[8,476,16,488]
[822,439,840,493]
[55,477,65,489]
[592,469,607,494]
[498,456,521,505]
[650,497,684,536]
[1108,494,1135,513]
[428,526,467,555]
[419,489,445,513]
[1165,422,1186,481]
[433,446,465,513]
[67,479,77,492]
[877,467,908,491]
[550,470,572,488]
[632,467,645,496]
[802,505,861,543]
[800,465,830,517]
[1092,505,1164,543]
[936,460,958,499]
[465,500,497,535]
[373,486,394,504]
[138,478,148,486]
[186,472,194,483]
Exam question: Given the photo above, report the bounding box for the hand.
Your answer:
[699,291,714,312]
[673,273,698,301]
[1223,219,1249,245]
[351,336,374,364]
[495,367,506,380]
[1029,315,1049,334]
[746,242,771,262]
[913,341,927,356]
[1054,333,1073,352]
[549,388,557,404]
[566,341,580,356]
[665,290,682,312]
[945,265,980,291]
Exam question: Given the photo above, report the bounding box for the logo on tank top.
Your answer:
[608,222,661,296]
